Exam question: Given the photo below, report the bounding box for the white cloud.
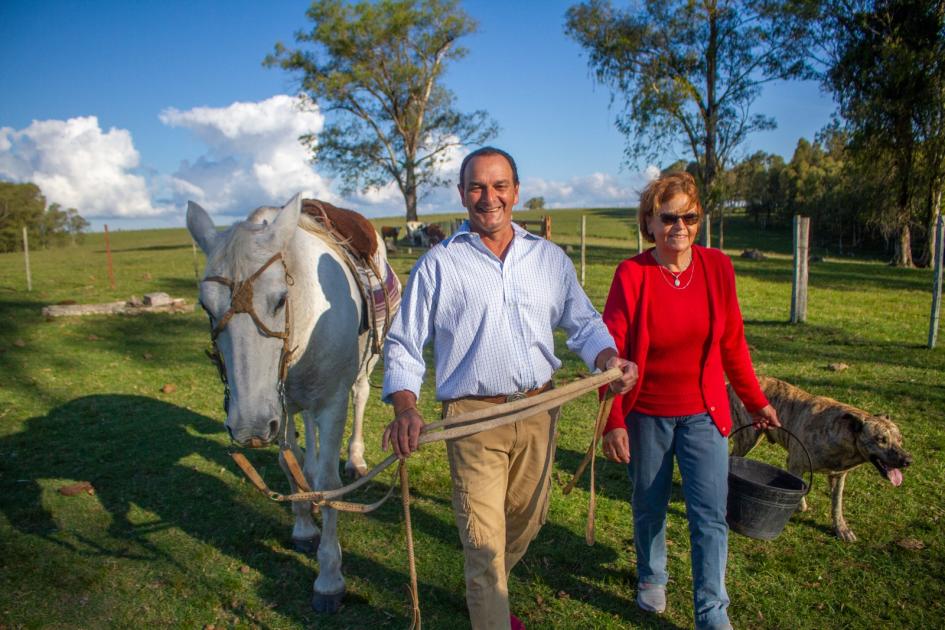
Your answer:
[519,170,652,209]
[159,95,336,216]
[0,116,164,217]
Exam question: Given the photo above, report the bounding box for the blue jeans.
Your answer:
[628,411,730,629]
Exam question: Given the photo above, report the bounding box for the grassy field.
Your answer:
[1,208,942,629]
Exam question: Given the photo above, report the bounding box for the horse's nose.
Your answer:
[267,418,280,441]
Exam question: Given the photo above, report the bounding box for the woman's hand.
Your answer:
[595,349,639,395]
[605,356,639,394]
[751,404,780,430]
[602,428,631,464]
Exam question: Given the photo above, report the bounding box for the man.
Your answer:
[382,147,637,630]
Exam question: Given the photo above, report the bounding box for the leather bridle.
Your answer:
[200,252,297,444]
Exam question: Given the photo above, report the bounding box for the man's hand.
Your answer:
[596,348,638,394]
[751,404,780,430]
[602,427,631,464]
[382,391,426,459]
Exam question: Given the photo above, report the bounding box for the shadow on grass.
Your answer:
[0,394,456,627]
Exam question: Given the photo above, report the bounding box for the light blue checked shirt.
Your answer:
[382,220,615,402]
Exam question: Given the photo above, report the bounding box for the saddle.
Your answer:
[300,198,400,353]
[302,199,378,260]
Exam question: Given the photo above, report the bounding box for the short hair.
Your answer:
[637,171,703,243]
[458,146,519,189]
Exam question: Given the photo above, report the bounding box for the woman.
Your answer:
[601,172,779,630]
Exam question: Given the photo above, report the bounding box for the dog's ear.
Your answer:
[843,412,864,434]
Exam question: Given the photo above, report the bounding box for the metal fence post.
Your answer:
[929,215,944,349]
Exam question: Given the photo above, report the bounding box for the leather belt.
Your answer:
[459,381,553,405]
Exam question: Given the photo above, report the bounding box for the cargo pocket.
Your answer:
[453,489,486,549]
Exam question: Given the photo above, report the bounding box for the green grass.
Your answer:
[1,209,943,628]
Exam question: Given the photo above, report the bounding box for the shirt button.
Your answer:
[709,405,716,411]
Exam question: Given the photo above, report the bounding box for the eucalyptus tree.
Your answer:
[565,0,817,248]
[818,0,945,267]
[266,0,497,222]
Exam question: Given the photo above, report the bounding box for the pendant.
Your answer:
[674,278,680,287]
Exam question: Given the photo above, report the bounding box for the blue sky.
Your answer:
[0,1,836,230]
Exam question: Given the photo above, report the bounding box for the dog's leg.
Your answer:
[786,450,810,513]
[829,472,856,542]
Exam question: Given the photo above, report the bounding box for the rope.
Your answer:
[400,461,422,630]
[239,368,621,506]
[229,367,623,626]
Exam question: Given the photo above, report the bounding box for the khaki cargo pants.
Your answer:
[443,398,560,630]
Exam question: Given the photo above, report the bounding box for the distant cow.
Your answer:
[405,221,427,246]
[380,226,400,251]
[423,223,446,246]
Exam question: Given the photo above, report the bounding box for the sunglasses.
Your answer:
[658,212,700,226]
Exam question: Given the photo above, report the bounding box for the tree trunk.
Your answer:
[404,166,418,222]
[919,184,942,268]
[895,223,914,267]
[703,5,720,248]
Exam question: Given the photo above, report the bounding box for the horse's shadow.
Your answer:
[0,394,450,626]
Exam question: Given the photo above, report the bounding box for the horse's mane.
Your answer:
[207,206,343,279]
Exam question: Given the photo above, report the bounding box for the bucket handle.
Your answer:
[729,424,813,497]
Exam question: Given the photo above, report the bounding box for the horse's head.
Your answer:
[187,195,302,447]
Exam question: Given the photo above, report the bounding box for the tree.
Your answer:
[523,197,545,211]
[0,182,45,253]
[66,208,90,245]
[266,0,498,221]
[565,0,817,249]
[817,0,945,267]
[40,203,69,249]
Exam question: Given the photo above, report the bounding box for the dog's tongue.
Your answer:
[888,468,903,487]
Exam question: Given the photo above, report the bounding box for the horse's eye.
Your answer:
[274,293,287,314]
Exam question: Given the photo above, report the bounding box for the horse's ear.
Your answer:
[272,193,302,247]
[187,201,218,254]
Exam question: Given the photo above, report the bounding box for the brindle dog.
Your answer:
[729,377,912,542]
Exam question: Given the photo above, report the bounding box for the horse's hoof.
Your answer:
[312,589,345,613]
[344,461,368,479]
[291,535,320,554]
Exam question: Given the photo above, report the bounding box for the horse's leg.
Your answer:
[344,354,377,478]
[278,414,320,553]
[310,395,348,613]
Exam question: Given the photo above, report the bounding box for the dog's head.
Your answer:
[850,412,913,486]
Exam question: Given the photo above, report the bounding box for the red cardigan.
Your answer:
[602,245,768,437]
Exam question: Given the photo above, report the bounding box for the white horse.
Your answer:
[187,194,390,612]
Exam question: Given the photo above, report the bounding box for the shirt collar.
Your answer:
[447,218,540,246]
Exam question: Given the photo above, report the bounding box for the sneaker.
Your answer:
[510,613,526,630]
[636,583,666,614]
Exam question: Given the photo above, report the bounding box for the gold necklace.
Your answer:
[653,250,695,289]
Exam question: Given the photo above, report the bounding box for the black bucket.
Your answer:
[726,425,812,541]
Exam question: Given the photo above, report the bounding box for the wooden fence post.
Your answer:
[542,215,552,241]
[791,215,811,324]
[104,224,116,290]
[192,240,201,290]
[929,215,944,349]
[22,226,32,292]
[636,214,643,254]
[580,214,587,287]
[703,212,712,248]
